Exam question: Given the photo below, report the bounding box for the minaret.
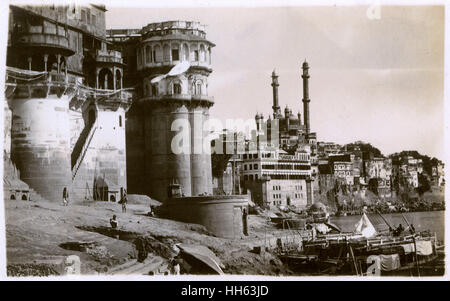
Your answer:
[271,70,281,119]
[302,60,311,134]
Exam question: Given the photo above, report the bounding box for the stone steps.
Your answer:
[107,255,167,275]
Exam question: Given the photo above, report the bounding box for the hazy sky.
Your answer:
[106,5,444,159]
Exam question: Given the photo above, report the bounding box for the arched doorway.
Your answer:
[115,69,122,90]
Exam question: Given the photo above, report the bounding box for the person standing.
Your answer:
[62,187,69,206]
[121,190,128,213]
[110,215,118,229]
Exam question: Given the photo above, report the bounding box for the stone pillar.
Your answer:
[190,106,205,196]
[170,104,192,197]
[96,68,99,89]
[113,66,116,91]
[203,108,213,194]
[44,54,48,72]
[28,57,32,71]
[57,55,61,73]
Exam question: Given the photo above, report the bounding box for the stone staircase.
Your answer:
[106,255,168,275]
[71,121,97,181]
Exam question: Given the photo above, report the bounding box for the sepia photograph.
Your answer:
[0,0,447,281]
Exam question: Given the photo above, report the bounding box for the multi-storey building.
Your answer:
[328,154,355,186]
[431,162,445,187]
[109,21,215,201]
[5,4,131,202]
[363,157,392,197]
[240,146,313,207]
[317,141,343,157]
[394,156,421,188]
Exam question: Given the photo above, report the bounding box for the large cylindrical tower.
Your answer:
[133,21,215,201]
[6,6,77,202]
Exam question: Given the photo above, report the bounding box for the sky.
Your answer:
[105,4,445,159]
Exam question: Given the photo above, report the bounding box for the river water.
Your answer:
[330,211,445,242]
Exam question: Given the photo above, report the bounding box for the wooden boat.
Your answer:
[278,213,445,276]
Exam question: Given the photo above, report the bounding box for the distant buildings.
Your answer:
[233,62,317,209]
[240,146,313,207]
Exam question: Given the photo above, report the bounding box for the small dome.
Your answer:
[310,202,326,212]
[302,60,309,68]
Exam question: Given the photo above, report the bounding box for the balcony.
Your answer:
[11,25,74,56]
[144,93,213,104]
[95,49,124,65]
[138,60,212,72]
[142,21,206,34]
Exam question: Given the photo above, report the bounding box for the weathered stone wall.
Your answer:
[10,95,72,202]
[72,106,127,201]
[162,195,249,239]
[125,101,147,195]
[4,101,12,155]
[244,179,308,208]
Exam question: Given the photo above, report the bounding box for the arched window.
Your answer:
[171,43,180,61]
[137,48,142,66]
[208,47,212,64]
[195,81,202,95]
[154,45,162,63]
[182,44,189,61]
[60,56,67,74]
[146,45,151,64]
[22,194,27,201]
[115,69,122,90]
[190,44,198,61]
[163,44,170,62]
[98,68,113,90]
[199,44,206,62]
[119,115,122,127]
[173,83,181,94]
[152,84,158,96]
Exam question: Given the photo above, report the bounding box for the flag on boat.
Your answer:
[354,213,377,238]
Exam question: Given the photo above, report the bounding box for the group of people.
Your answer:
[391,223,416,237]
[110,191,128,229]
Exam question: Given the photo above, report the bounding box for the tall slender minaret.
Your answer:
[302,60,311,134]
[271,70,281,119]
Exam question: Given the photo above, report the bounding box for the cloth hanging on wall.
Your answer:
[415,240,433,256]
[400,243,415,254]
[379,254,401,271]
